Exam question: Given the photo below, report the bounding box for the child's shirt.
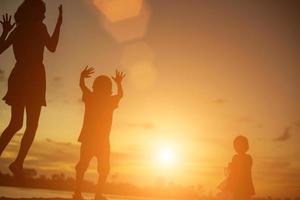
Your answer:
[78,90,120,144]
[227,154,255,196]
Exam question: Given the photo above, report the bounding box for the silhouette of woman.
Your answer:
[0,0,62,177]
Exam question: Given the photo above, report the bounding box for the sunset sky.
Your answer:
[0,0,300,197]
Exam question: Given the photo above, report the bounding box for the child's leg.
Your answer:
[95,142,110,197]
[233,194,251,200]
[75,143,93,197]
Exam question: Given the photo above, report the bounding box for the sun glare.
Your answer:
[157,147,177,167]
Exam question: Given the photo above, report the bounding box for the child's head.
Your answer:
[92,75,112,96]
[233,135,249,154]
[15,0,46,25]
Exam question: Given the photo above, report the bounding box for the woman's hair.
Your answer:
[93,75,112,95]
[14,0,46,25]
[233,135,249,154]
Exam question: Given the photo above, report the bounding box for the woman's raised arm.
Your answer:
[45,5,62,52]
[0,14,15,54]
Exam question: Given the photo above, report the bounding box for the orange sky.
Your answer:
[0,0,300,197]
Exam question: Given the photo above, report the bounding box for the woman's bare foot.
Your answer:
[9,162,24,178]
[95,193,107,200]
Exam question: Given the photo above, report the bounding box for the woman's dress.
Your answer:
[3,23,50,106]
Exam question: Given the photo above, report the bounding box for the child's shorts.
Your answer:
[76,140,110,175]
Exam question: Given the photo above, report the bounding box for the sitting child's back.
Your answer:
[229,153,254,196]
[222,136,255,200]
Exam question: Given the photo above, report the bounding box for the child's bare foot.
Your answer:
[73,192,84,200]
[9,162,24,178]
[95,193,107,200]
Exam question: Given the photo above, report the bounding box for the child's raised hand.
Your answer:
[81,66,94,78]
[112,70,125,84]
[0,14,15,33]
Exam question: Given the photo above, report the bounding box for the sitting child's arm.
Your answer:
[0,14,15,54]
[80,66,94,93]
[45,5,62,52]
[112,70,125,99]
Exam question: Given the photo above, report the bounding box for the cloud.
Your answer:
[211,98,227,104]
[255,169,300,184]
[0,137,78,172]
[0,138,144,175]
[273,127,291,142]
[272,121,300,142]
[236,117,253,123]
[45,138,73,146]
[53,76,62,82]
[196,136,227,147]
[50,76,64,88]
[233,116,264,128]
[111,151,142,162]
[255,157,300,186]
[259,160,291,169]
[125,122,155,130]
[257,123,264,128]
[0,157,12,171]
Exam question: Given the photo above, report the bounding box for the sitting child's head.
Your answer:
[92,75,112,96]
[15,0,46,25]
[233,135,249,154]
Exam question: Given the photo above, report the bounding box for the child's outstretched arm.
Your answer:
[0,14,15,54]
[46,5,62,52]
[112,70,125,99]
[80,66,94,93]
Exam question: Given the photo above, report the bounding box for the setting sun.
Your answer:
[156,147,178,168]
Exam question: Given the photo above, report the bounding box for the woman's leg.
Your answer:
[12,104,41,168]
[0,105,24,157]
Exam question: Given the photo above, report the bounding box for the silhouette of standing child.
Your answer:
[219,136,255,200]
[74,67,125,200]
[0,0,62,177]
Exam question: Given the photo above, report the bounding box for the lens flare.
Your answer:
[128,61,157,90]
[93,0,144,22]
[101,3,150,42]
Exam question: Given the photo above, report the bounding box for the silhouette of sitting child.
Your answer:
[219,136,255,200]
[217,162,232,200]
[74,67,125,200]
